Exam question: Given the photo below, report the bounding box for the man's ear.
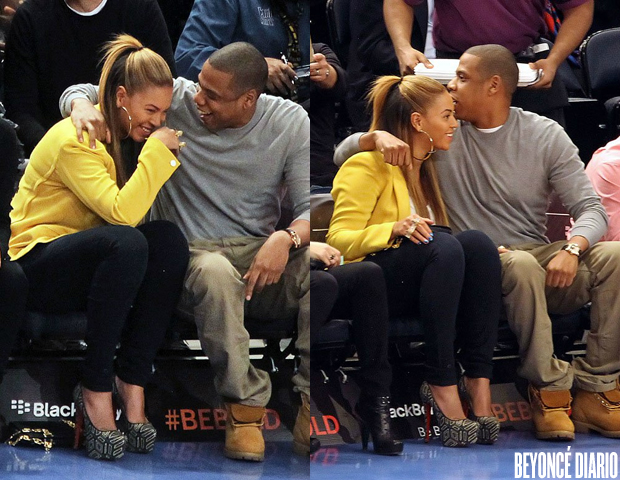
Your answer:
[242,88,259,108]
[410,111,423,131]
[488,75,501,95]
[116,86,128,108]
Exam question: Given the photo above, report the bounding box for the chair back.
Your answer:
[580,28,620,100]
[326,0,351,68]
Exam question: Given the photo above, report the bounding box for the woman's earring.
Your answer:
[121,106,132,139]
[419,129,436,159]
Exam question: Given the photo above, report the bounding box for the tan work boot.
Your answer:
[528,384,574,440]
[224,403,265,462]
[572,382,620,438]
[292,393,310,455]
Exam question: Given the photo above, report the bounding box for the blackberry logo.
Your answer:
[11,399,31,414]
[10,399,76,418]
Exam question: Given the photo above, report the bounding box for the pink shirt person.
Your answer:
[586,136,620,241]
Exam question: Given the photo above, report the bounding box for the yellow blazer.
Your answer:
[326,150,411,262]
[9,116,180,260]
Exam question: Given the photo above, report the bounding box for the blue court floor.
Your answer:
[310,431,620,480]
[0,441,309,480]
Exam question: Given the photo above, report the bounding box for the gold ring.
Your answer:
[315,68,320,75]
[178,142,186,149]
[175,130,183,137]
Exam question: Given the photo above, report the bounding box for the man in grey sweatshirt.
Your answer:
[61,42,310,461]
[335,44,620,441]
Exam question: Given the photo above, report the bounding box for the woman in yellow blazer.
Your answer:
[327,75,501,448]
[9,35,189,460]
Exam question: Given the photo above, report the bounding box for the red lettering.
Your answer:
[517,401,531,421]
[323,415,339,435]
[213,408,227,430]
[264,409,281,430]
[322,448,339,465]
[492,403,507,422]
[180,409,198,430]
[198,409,214,430]
[311,416,327,435]
[506,402,521,422]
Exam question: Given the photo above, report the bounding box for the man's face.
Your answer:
[447,53,489,124]
[193,61,248,132]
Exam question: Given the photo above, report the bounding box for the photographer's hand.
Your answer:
[310,53,336,89]
[265,57,296,97]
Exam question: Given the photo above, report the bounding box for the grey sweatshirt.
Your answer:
[334,108,607,246]
[60,78,310,242]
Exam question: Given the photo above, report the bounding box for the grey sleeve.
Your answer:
[333,132,365,167]
[59,84,100,118]
[59,78,189,118]
[285,112,310,223]
[547,128,608,246]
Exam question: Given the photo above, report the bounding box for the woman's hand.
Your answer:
[310,53,336,89]
[391,214,433,244]
[150,127,181,156]
[310,241,341,268]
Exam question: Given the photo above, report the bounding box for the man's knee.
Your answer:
[501,250,545,290]
[186,251,241,296]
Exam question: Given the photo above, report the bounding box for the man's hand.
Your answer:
[528,58,559,89]
[265,58,296,97]
[360,131,412,169]
[546,250,578,288]
[395,46,433,76]
[71,98,110,148]
[243,231,292,300]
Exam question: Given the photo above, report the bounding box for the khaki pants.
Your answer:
[178,236,309,407]
[501,240,620,392]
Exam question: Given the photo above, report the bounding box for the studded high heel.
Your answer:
[73,384,126,460]
[457,376,500,445]
[420,381,479,447]
[112,380,157,453]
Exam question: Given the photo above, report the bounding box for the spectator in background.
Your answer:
[3,0,175,156]
[346,0,427,131]
[310,241,402,455]
[586,136,620,241]
[0,117,27,402]
[383,0,595,125]
[174,0,310,101]
[309,43,347,188]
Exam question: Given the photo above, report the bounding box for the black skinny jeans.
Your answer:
[364,230,501,386]
[310,262,392,397]
[17,221,189,392]
[0,260,28,384]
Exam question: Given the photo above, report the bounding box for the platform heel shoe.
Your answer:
[419,381,479,447]
[355,394,403,455]
[457,377,500,445]
[112,380,157,453]
[73,384,126,460]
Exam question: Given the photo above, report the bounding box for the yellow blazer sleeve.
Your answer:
[327,151,397,261]
[54,136,180,226]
